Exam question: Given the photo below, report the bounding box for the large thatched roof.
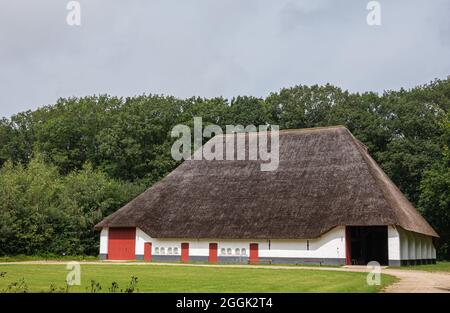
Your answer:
[95,126,438,238]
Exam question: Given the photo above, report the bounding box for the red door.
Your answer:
[108,228,136,260]
[209,243,218,263]
[345,226,351,265]
[181,243,189,262]
[144,242,152,261]
[249,243,258,264]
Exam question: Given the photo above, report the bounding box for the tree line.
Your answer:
[0,78,449,258]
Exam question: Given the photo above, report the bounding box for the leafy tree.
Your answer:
[226,96,270,126]
[33,96,121,175]
[96,95,180,183]
[0,77,449,257]
[0,155,143,256]
[266,84,349,129]
[419,154,450,259]
[418,110,450,259]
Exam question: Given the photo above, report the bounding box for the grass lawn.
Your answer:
[393,262,450,273]
[0,264,396,293]
[0,255,97,262]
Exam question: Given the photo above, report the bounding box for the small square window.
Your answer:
[160,247,165,255]
[168,247,172,255]
[235,248,240,255]
[227,248,232,255]
[174,247,179,254]
[221,248,226,255]
[155,247,160,254]
[241,248,246,255]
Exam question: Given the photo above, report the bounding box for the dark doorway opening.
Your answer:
[346,226,388,265]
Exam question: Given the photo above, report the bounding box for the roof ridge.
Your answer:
[216,125,347,137]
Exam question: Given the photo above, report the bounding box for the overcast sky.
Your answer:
[0,0,449,118]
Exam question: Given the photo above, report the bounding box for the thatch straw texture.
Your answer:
[95,126,438,238]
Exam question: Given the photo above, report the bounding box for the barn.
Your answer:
[94,126,438,266]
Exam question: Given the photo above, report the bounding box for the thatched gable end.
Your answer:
[95,126,438,239]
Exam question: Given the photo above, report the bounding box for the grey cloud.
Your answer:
[0,0,449,117]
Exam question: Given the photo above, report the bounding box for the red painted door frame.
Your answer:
[181,243,189,262]
[345,226,351,265]
[209,243,218,263]
[249,243,259,264]
[144,242,152,261]
[108,227,136,260]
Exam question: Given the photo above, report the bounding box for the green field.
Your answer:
[0,255,98,263]
[0,264,396,293]
[393,262,450,273]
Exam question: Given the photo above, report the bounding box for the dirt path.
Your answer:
[336,265,450,293]
[377,269,450,293]
[1,261,450,293]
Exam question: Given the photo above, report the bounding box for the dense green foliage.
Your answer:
[0,157,143,255]
[0,78,449,258]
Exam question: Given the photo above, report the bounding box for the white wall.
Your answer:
[100,227,108,254]
[134,226,346,260]
[432,241,437,259]
[399,227,409,260]
[135,228,153,255]
[408,231,416,260]
[103,226,436,263]
[388,226,401,261]
[264,226,345,259]
[416,234,422,259]
[396,226,436,261]
[426,237,431,259]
